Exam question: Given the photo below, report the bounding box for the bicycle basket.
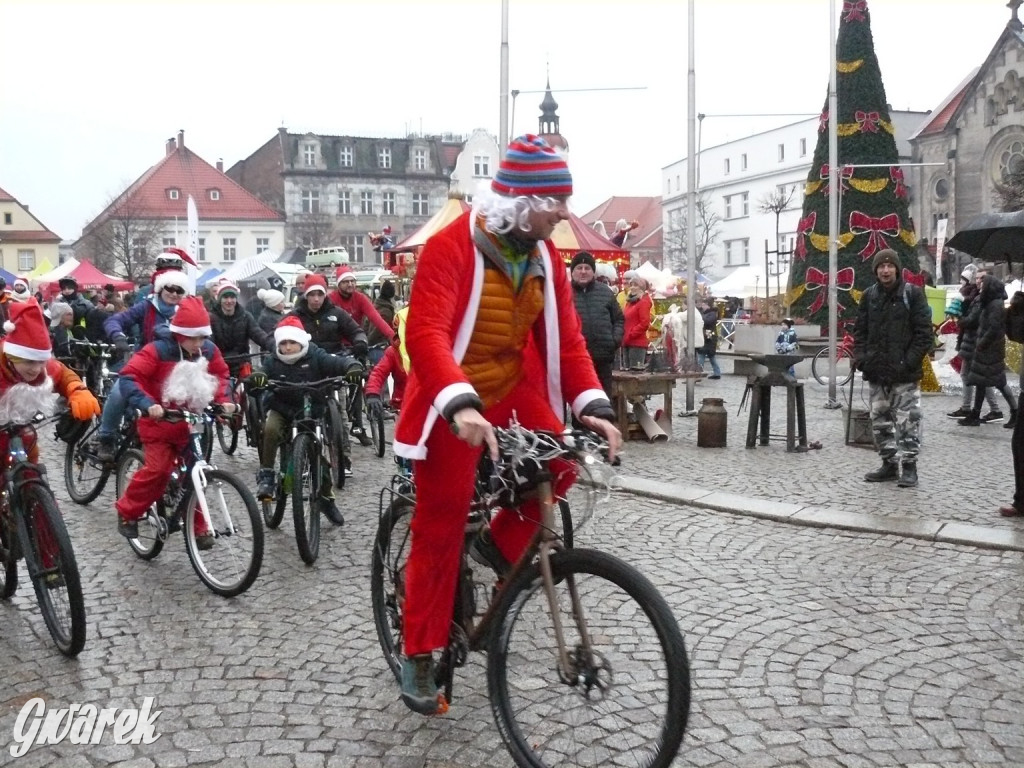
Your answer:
[54,412,89,444]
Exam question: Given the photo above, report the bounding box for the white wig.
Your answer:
[473,188,565,237]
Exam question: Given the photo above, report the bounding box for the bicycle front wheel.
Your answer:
[216,417,239,456]
[369,405,386,459]
[184,469,263,597]
[263,447,289,530]
[19,482,87,657]
[488,548,689,768]
[291,433,321,565]
[370,497,414,682]
[812,345,854,387]
[0,512,18,598]
[64,420,111,505]
[326,398,347,489]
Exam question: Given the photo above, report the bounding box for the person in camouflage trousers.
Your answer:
[852,248,933,488]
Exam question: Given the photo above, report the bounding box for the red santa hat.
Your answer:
[215,280,240,299]
[274,315,310,362]
[153,268,191,295]
[304,274,329,296]
[335,265,355,281]
[168,296,212,337]
[3,300,52,361]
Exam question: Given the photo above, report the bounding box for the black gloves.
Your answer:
[246,371,268,389]
[352,340,368,358]
[113,336,131,354]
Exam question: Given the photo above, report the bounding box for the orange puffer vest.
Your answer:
[461,267,544,408]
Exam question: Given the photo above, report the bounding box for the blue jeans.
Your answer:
[98,378,127,439]
[697,351,721,377]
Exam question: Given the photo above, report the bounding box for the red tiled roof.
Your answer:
[92,141,284,230]
[916,86,969,137]
[441,144,461,170]
[0,229,61,244]
[0,187,14,202]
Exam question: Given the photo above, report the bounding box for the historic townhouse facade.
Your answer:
[0,186,61,275]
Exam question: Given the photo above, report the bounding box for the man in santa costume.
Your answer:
[115,296,235,548]
[328,264,395,341]
[0,300,100,456]
[393,134,622,715]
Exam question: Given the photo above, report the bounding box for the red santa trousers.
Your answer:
[402,377,576,657]
[115,432,209,536]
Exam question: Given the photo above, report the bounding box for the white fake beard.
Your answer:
[162,356,219,413]
[0,376,58,425]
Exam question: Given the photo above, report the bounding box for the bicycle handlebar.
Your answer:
[491,423,610,465]
[258,376,353,392]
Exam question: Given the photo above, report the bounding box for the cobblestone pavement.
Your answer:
[0,405,1021,767]
[622,364,1023,534]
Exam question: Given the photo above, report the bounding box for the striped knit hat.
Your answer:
[491,134,572,198]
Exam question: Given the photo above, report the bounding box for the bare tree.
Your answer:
[289,214,334,250]
[76,191,167,282]
[663,192,721,277]
[758,186,796,254]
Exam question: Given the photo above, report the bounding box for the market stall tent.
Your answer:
[392,196,472,253]
[550,212,630,269]
[29,258,79,291]
[38,260,134,300]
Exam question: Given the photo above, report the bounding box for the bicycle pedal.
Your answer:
[435,694,449,715]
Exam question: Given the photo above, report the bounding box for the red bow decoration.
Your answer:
[843,0,867,22]
[855,110,880,133]
[795,212,817,261]
[902,268,926,287]
[849,210,901,259]
[819,164,853,194]
[890,166,907,198]
[818,109,829,133]
[804,266,856,315]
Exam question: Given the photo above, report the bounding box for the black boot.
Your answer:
[1005,410,1017,430]
[256,468,276,500]
[958,411,982,426]
[864,461,898,482]
[897,461,918,488]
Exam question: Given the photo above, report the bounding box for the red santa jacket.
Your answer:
[394,212,605,460]
[328,288,394,339]
[365,343,407,409]
[118,338,232,443]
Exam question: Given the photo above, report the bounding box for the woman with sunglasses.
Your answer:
[95,267,192,461]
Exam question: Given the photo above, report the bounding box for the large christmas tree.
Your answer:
[787,0,922,324]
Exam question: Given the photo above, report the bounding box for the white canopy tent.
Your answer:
[28,257,79,290]
[709,266,789,299]
[216,251,282,283]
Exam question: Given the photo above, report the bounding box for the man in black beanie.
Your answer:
[852,248,933,488]
[569,251,623,395]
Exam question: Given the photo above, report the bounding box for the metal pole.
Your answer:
[826,0,840,408]
[499,0,509,157]
[685,0,697,413]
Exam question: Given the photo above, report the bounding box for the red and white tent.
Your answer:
[39,261,134,301]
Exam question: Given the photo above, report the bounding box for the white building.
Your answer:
[662,111,927,281]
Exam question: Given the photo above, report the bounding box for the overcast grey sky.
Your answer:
[0,0,1011,241]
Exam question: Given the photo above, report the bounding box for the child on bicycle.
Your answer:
[0,300,101,459]
[114,297,236,548]
[247,316,363,525]
[364,318,408,417]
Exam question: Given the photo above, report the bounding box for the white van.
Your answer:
[305,247,350,269]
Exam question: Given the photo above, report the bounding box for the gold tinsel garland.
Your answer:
[849,177,888,193]
[1007,340,1023,378]
[837,59,864,73]
[837,119,895,137]
[920,356,940,393]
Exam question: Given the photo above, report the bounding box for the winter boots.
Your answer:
[897,462,918,488]
[864,461,899,482]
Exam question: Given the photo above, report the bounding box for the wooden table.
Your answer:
[610,371,704,441]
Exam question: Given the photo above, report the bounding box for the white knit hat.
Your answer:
[258,288,285,309]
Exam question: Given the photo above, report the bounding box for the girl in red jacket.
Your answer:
[622,276,653,368]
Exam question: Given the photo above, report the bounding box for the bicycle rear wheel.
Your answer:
[183,469,263,597]
[263,447,289,530]
[326,397,347,489]
[812,345,854,387]
[115,449,164,560]
[63,419,111,505]
[0,512,17,598]
[291,434,321,565]
[370,497,415,682]
[19,481,87,657]
[488,548,689,768]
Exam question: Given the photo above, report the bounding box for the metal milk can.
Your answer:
[697,397,727,448]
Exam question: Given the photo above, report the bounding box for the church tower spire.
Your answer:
[537,72,568,152]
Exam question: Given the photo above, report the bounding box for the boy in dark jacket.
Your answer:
[249,316,363,525]
[209,281,272,379]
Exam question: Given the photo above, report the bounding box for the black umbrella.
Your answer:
[946,210,1024,261]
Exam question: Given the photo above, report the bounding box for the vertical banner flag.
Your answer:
[187,195,200,290]
[935,218,948,283]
